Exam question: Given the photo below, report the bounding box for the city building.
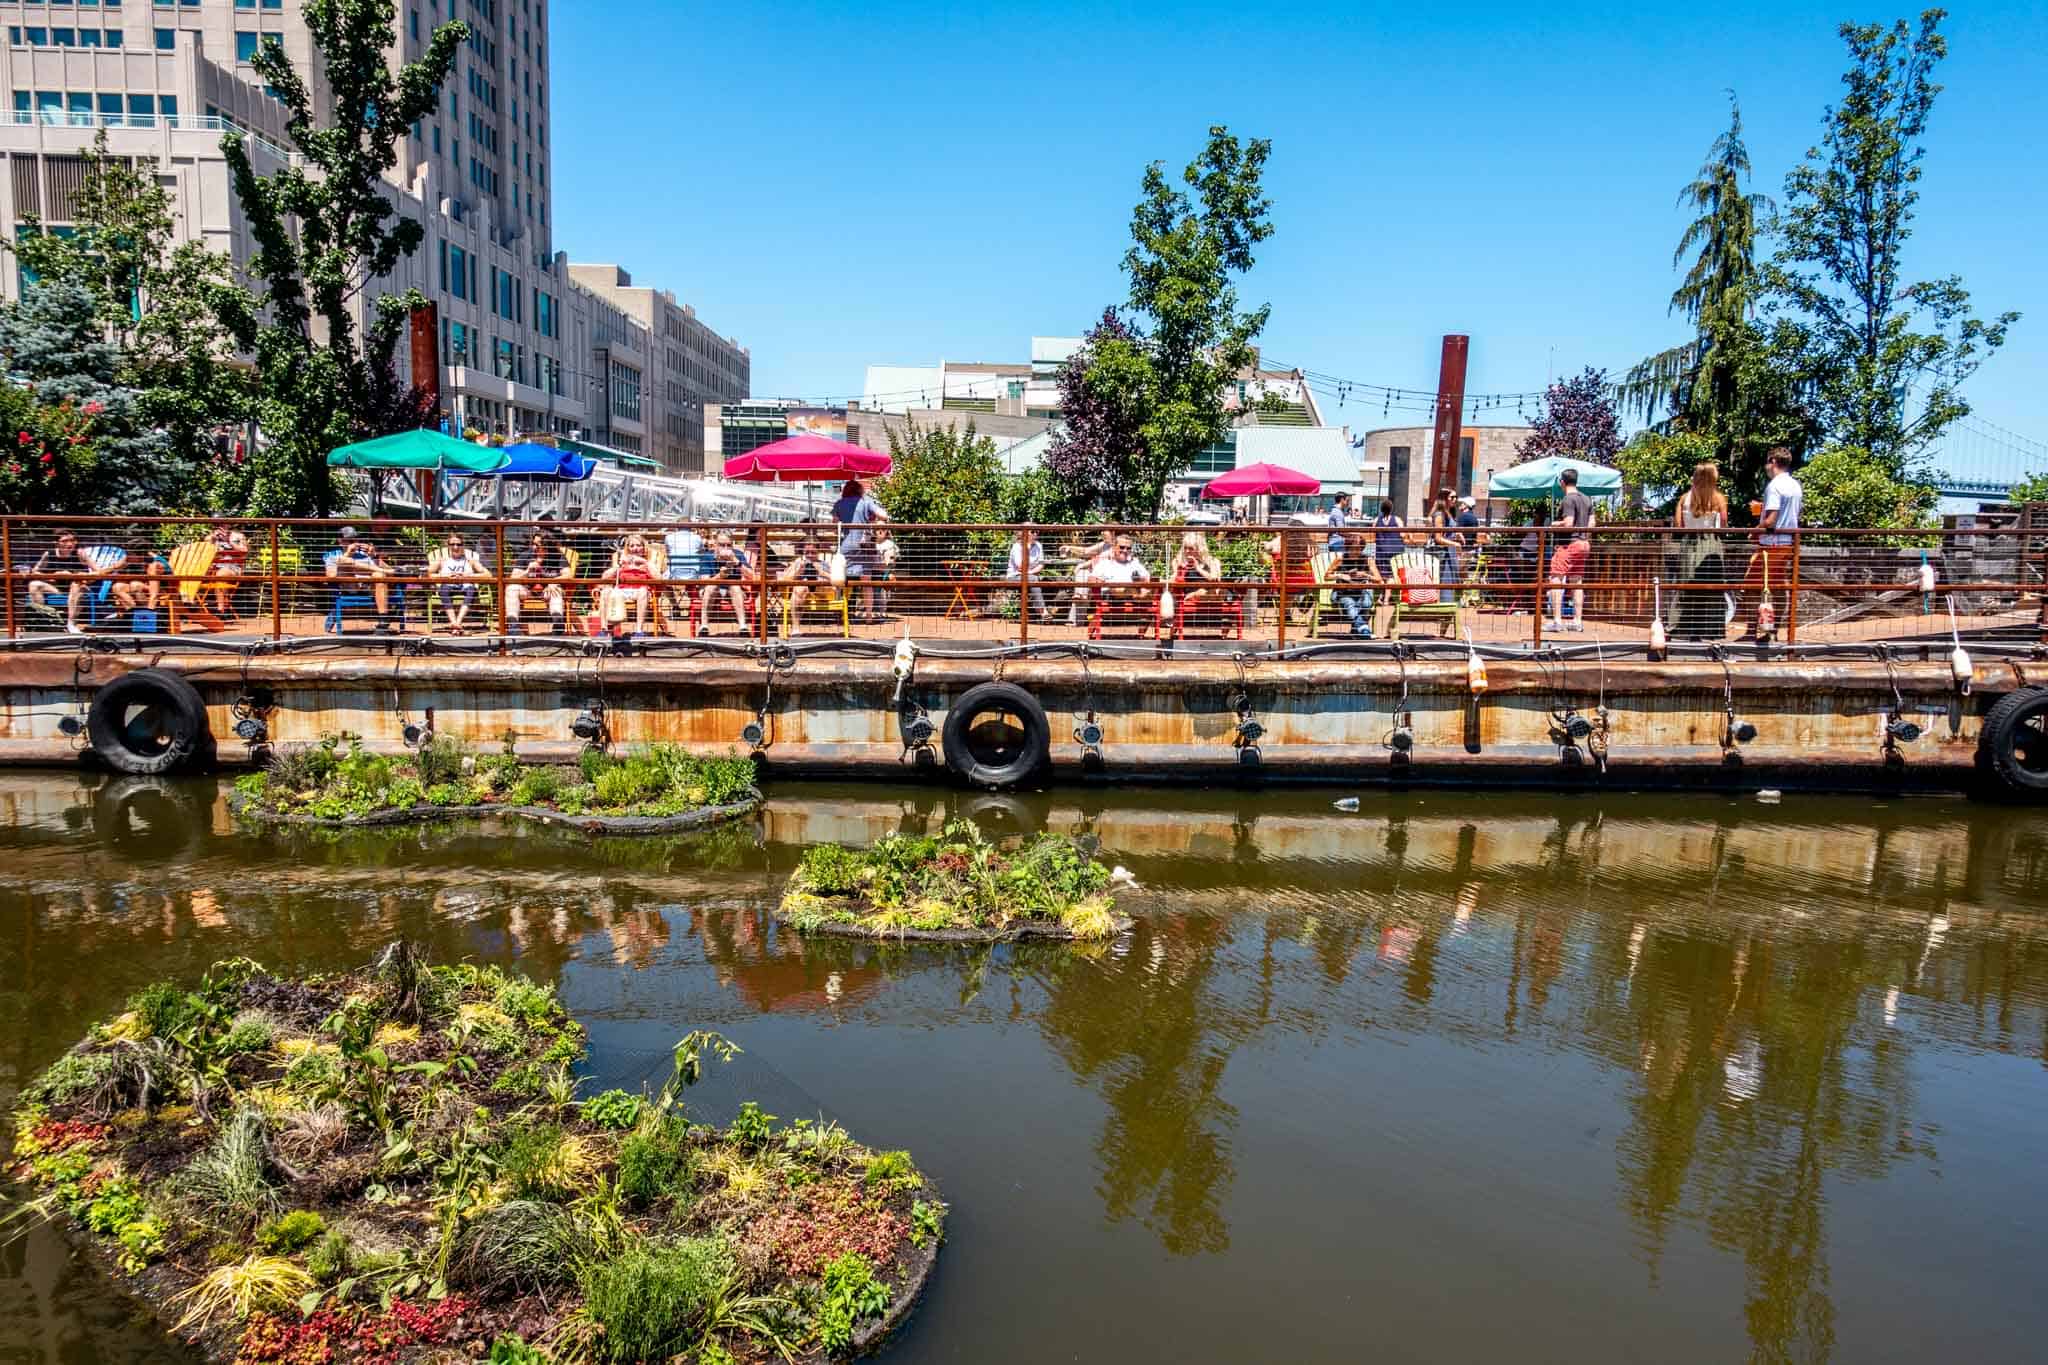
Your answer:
[860,337,1322,427]
[0,2,740,468]
[1356,425,1536,522]
[566,264,749,475]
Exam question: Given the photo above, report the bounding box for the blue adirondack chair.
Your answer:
[323,550,406,632]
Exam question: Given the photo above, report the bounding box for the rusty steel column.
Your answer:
[1428,334,1469,507]
[1275,527,1290,653]
[755,525,770,644]
[1533,527,1547,646]
[1018,530,1031,648]
[269,523,282,641]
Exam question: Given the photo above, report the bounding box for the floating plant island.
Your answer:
[232,737,761,836]
[777,822,1131,943]
[7,947,945,1364]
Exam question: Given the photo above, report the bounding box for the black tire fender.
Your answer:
[941,682,1052,790]
[1978,685,2048,800]
[86,667,214,776]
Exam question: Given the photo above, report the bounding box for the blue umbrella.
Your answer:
[477,442,596,481]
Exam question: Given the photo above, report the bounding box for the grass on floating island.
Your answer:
[7,944,944,1365]
[233,735,759,825]
[778,820,1125,942]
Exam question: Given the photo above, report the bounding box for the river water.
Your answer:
[3,774,2047,1363]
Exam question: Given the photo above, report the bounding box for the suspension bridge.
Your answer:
[1916,416,2041,500]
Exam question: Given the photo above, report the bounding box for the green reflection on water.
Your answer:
[3,775,2048,1363]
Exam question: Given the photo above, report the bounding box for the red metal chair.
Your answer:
[1161,578,1245,642]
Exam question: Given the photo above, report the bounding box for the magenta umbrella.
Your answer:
[1200,461,1322,499]
[722,433,892,482]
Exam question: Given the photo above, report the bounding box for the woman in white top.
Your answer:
[431,532,484,635]
[1673,462,1730,639]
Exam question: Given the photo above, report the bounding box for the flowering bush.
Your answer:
[0,385,96,514]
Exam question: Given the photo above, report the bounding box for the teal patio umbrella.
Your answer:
[326,429,511,474]
[1486,456,1622,500]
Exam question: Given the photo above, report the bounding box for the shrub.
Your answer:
[305,1229,352,1283]
[414,734,469,789]
[488,1336,549,1365]
[178,1106,279,1226]
[579,748,613,785]
[506,766,563,807]
[452,1199,588,1294]
[170,1255,313,1334]
[500,1123,594,1200]
[24,1050,115,1106]
[616,1120,693,1208]
[282,1046,344,1098]
[798,844,868,896]
[862,1150,920,1192]
[816,1252,890,1353]
[221,1011,276,1056]
[255,1210,325,1254]
[593,762,660,810]
[491,975,558,1029]
[579,1239,732,1364]
[127,982,192,1039]
[581,1090,642,1131]
[727,1102,776,1150]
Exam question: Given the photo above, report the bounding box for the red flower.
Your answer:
[15,432,27,446]
[82,401,104,416]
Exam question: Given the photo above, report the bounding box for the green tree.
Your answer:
[1797,446,1937,529]
[1051,128,1275,520]
[212,0,467,515]
[2009,471,2048,505]
[1763,9,2017,476]
[5,132,249,510]
[874,417,1007,525]
[1619,98,1815,500]
[1614,429,1717,519]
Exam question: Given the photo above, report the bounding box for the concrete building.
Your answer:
[861,338,1323,426]
[566,264,750,475]
[1357,425,1536,522]
[1,3,741,469]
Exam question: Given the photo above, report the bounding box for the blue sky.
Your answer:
[550,1,2046,451]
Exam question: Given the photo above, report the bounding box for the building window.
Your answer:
[235,30,258,61]
[154,27,174,48]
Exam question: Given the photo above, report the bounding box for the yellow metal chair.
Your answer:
[781,570,852,639]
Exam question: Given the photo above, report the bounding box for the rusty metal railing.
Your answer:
[1,515,2042,652]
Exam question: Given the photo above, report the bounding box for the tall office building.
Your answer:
[0,0,589,442]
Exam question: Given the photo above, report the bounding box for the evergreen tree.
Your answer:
[1763,9,2016,476]
[212,0,468,515]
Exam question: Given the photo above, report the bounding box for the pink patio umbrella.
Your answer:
[722,433,892,483]
[1199,462,1323,499]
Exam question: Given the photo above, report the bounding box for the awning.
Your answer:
[477,442,596,480]
[326,429,509,473]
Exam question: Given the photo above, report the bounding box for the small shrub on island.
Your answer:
[779,820,1127,942]
[233,735,759,830]
[7,947,943,1364]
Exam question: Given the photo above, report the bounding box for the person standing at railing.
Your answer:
[1326,493,1354,553]
[1370,499,1406,579]
[830,479,889,624]
[1672,464,1730,640]
[1738,449,1803,641]
[1547,468,1595,633]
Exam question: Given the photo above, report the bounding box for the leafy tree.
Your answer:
[874,417,1006,525]
[1048,127,1276,519]
[4,132,249,510]
[1614,429,1717,519]
[1763,9,2017,476]
[212,0,468,515]
[1796,446,1936,529]
[1045,308,1151,516]
[1514,367,1622,464]
[1618,98,1816,498]
[2009,471,2048,506]
[0,282,179,513]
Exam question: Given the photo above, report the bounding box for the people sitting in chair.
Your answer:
[1063,526,1118,626]
[1169,532,1223,616]
[207,524,250,619]
[778,536,831,636]
[1089,535,1153,608]
[699,530,752,636]
[431,532,484,635]
[27,532,120,634]
[507,531,569,634]
[327,526,397,632]
[1008,528,1050,623]
[600,532,657,635]
[1333,536,1386,638]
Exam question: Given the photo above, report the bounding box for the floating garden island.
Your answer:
[778,821,1131,943]
[232,737,761,836]
[7,947,945,1364]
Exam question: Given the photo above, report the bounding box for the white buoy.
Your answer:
[1946,595,1972,693]
[1333,797,1361,812]
[1464,628,1488,694]
[1757,789,1782,804]
[1649,578,1668,656]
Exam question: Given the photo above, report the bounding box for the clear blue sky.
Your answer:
[550,1,2046,445]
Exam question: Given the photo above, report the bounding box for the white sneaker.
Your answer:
[1566,621,1585,632]
[65,623,86,635]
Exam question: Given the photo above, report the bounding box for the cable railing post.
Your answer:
[1017,525,1031,649]
[1275,527,1290,652]
[1,519,14,640]
[1533,528,1548,647]
[755,523,770,645]
[268,522,282,641]
[1786,528,1801,644]
[494,522,509,654]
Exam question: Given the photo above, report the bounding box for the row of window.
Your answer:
[7,25,124,45]
[0,1,130,7]
[12,89,175,122]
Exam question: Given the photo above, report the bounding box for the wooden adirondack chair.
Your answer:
[1389,550,1463,638]
[166,541,228,633]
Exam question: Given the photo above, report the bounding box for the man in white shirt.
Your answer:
[1740,448,1803,639]
[1088,535,1153,600]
